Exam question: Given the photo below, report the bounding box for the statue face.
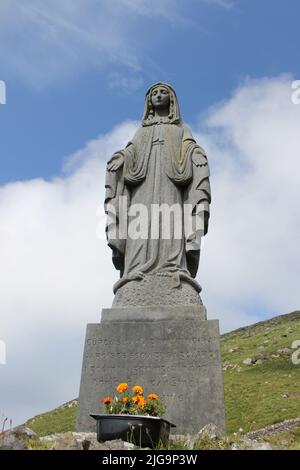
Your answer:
[151,86,170,111]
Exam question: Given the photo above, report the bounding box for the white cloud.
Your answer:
[0,121,137,425]
[1,75,299,426]
[196,75,300,330]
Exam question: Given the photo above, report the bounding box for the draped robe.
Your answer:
[105,121,211,294]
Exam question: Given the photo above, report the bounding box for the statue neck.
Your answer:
[154,108,169,118]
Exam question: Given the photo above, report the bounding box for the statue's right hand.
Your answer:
[107,152,124,171]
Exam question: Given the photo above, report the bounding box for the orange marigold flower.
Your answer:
[116,382,128,393]
[102,396,113,405]
[147,393,159,400]
[132,385,143,396]
[123,397,130,404]
[138,397,146,408]
[132,395,140,404]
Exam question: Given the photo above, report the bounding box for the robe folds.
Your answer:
[105,122,211,294]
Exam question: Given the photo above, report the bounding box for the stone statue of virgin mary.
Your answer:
[105,83,211,307]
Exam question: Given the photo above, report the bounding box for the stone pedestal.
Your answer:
[76,306,226,434]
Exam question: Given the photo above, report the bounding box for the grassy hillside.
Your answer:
[221,310,300,433]
[25,311,300,437]
[25,400,78,437]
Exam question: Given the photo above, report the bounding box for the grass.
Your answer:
[18,436,53,450]
[221,311,300,433]
[162,435,233,450]
[23,311,300,448]
[25,400,77,437]
[266,425,300,450]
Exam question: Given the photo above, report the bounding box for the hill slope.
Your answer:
[25,311,300,436]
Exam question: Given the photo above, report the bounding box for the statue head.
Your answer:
[142,82,181,126]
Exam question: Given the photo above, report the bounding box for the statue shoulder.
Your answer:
[181,122,195,141]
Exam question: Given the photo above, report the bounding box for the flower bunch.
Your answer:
[102,382,166,417]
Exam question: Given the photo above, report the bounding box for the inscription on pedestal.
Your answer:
[77,317,225,434]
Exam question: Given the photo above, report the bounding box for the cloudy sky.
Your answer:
[0,0,300,427]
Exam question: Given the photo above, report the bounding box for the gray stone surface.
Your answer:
[41,432,137,450]
[76,309,225,435]
[0,426,39,450]
[113,277,202,307]
[101,304,207,323]
[243,357,253,365]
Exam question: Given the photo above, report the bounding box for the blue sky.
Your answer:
[1,0,300,427]
[1,0,300,183]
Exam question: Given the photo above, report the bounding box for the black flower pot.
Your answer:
[90,414,176,449]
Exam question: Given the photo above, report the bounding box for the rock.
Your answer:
[247,417,300,440]
[0,426,40,450]
[40,432,102,450]
[0,432,27,450]
[228,347,238,353]
[241,438,273,450]
[181,424,223,449]
[254,359,263,365]
[231,443,242,450]
[39,432,149,450]
[277,348,293,354]
[243,358,253,365]
[51,432,81,450]
[67,399,78,408]
[168,434,186,442]
[86,440,110,450]
[124,442,136,450]
[197,423,223,440]
[258,443,273,450]
[13,426,39,440]
[78,438,91,450]
[105,439,135,450]
[182,434,195,450]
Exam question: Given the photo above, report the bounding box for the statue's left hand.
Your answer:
[192,147,208,167]
[107,152,124,172]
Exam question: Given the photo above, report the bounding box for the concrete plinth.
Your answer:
[76,305,225,434]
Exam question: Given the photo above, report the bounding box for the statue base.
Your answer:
[113,276,202,307]
[76,305,226,434]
